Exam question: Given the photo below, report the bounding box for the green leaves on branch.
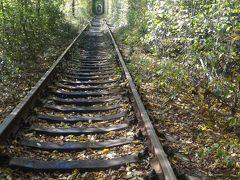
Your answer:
[0,0,91,70]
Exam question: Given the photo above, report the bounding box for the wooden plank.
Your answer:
[79,60,109,63]
[55,83,116,90]
[65,75,113,81]
[74,65,113,69]
[51,96,120,105]
[81,62,112,66]
[50,89,117,98]
[22,138,132,151]
[30,124,128,135]
[69,68,114,72]
[78,56,108,60]
[44,104,120,113]
[66,71,114,76]
[9,155,136,171]
[37,111,126,123]
[68,67,113,72]
[60,79,118,85]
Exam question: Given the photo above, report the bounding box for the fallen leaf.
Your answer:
[101,148,110,154]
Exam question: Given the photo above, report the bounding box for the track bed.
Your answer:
[0,17,176,180]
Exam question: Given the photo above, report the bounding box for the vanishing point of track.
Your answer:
[0,17,176,180]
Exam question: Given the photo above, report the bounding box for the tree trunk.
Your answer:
[36,0,41,15]
[72,0,75,17]
[0,0,6,35]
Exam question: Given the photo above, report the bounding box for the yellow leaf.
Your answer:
[132,140,140,144]
[79,137,87,142]
[201,126,207,131]
[101,148,110,154]
[57,113,65,117]
[72,169,80,176]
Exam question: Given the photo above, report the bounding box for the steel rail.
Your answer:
[0,21,91,143]
[105,22,177,180]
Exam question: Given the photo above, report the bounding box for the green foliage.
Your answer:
[107,0,240,176]
[63,0,92,28]
[228,117,239,126]
[198,139,239,168]
[0,0,91,73]
[111,0,240,117]
[107,0,148,45]
[1,0,62,63]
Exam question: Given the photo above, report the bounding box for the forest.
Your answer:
[0,0,240,179]
[0,0,91,119]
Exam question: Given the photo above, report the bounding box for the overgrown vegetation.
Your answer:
[0,0,92,71]
[0,0,91,122]
[108,0,240,178]
[1,0,240,178]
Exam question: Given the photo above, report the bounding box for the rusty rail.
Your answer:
[105,22,177,180]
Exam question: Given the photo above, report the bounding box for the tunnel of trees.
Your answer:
[0,0,240,178]
[92,0,105,15]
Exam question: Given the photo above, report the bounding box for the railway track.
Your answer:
[0,17,176,179]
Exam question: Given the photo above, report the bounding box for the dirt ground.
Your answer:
[121,47,240,179]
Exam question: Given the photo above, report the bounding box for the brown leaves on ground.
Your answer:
[123,48,240,179]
